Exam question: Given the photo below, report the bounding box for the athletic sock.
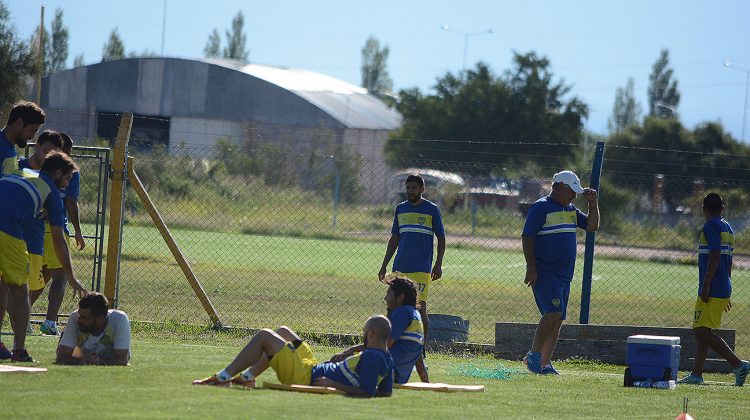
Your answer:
[240,370,255,382]
[44,320,57,327]
[216,369,232,382]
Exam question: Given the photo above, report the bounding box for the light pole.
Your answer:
[441,24,494,73]
[724,60,750,142]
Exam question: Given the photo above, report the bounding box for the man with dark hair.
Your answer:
[1,101,45,174]
[193,316,393,397]
[378,173,444,382]
[522,170,599,374]
[679,193,750,386]
[0,152,85,362]
[32,132,86,336]
[331,275,425,384]
[56,292,130,366]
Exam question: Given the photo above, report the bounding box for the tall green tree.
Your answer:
[360,36,393,98]
[48,8,69,74]
[102,28,125,61]
[0,0,34,108]
[608,77,641,133]
[647,49,680,117]
[223,11,248,62]
[386,52,587,174]
[203,29,221,58]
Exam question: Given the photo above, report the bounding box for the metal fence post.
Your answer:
[580,141,605,324]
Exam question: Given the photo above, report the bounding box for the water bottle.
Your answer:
[633,378,653,388]
[653,380,676,390]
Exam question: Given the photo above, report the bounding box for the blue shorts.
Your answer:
[532,271,571,320]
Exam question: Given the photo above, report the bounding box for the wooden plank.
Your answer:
[395,383,485,393]
[262,382,345,395]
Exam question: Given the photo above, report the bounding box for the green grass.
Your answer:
[4,327,750,419]
[39,223,750,357]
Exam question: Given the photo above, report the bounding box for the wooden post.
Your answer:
[103,113,132,307]
[127,156,223,327]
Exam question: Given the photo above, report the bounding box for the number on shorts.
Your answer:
[417,283,427,293]
[694,310,702,321]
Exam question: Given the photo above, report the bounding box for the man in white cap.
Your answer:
[521,170,599,374]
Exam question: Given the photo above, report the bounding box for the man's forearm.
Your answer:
[521,236,536,267]
[381,236,399,268]
[586,202,600,231]
[435,236,446,266]
[66,198,83,235]
[703,252,721,289]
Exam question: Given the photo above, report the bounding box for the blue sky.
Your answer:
[8,0,750,139]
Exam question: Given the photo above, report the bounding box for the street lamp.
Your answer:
[724,60,750,142]
[441,24,494,73]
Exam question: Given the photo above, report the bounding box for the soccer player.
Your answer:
[56,292,131,366]
[378,174,445,382]
[522,170,598,374]
[33,132,86,336]
[0,152,86,362]
[678,193,750,386]
[193,315,394,397]
[330,275,424,384]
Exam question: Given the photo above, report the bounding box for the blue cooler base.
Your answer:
[624,335,681,387]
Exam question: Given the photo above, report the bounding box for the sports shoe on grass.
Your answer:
[677,374,704,385]
[40,321,59,336]
[523,351,542,374]
[10,349,37,363]
[231,377,257,389]
[0,342,11,360]
[192,375,231,387]
[734,360,750,387]
[541,363,560,375]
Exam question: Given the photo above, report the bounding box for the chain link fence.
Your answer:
[29,111,750,358]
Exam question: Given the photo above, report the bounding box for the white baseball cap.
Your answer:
[552,170,584,193]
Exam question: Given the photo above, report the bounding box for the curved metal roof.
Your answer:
[202,58,402,130]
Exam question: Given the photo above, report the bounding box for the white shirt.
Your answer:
[59,309,131,363]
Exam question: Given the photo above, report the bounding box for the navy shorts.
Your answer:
[532,271,572,320]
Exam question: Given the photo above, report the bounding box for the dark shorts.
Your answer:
[532,271,572,320]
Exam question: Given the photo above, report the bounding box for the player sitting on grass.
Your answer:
[678,193,750,386]
[193,315,394,397]
[330,275,424,384]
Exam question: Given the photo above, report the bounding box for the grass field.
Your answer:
[3,324,750,419]
[38,223,750,358]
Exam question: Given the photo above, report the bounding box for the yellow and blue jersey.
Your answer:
[0,169,64,245]
[391,199,445,273]
[0,131,18,175]
[698,217,734,299]
[20,157,80,236]
[389,305,424,383]
[17,159,46,254]
[522,196,588,280]
[310,348,393,397]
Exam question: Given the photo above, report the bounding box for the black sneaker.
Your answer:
[10,349,37,363]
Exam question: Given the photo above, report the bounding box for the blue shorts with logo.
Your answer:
[532,270,572,320]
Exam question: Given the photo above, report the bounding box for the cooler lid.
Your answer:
[627,334,680,345]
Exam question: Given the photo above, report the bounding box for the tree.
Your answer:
[48,8,68,74]
[608,77,641,133]
[360,36,393,98]
[223,11,248,62]
[385,52,588,175]
[73,53,85,67]
[0,0,34,108]
[203,29,221,58]
[647,49,680,117]
[102,28,125,62]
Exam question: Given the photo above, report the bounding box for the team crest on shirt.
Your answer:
[418,216,426,225]
[551,299,560,307]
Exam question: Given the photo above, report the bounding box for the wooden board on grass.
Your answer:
[263,382,346,395]
[0,364,47,373]
[395,382,484,392]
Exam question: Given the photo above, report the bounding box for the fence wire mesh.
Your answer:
[28,110,750,358]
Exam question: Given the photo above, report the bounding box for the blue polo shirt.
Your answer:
[21,158,79,235]
[391,200,445,273]
[698,217,734,299]
[522,196,588,281]
[0,131,17,175]
[17,159,46,255]
[310,348,394,397]
[0,170,64,244]
[389,305,424,384]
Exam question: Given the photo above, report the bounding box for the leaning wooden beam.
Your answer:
[127,156,223,328]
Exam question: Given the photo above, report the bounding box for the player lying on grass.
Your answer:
[330,275,424,384]
[193,315,394,397]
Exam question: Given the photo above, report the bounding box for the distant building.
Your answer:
[35,57,402,202]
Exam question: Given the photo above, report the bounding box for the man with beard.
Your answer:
[0,101,45,175]
[56,292,131,366]
[378,174,445,382]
